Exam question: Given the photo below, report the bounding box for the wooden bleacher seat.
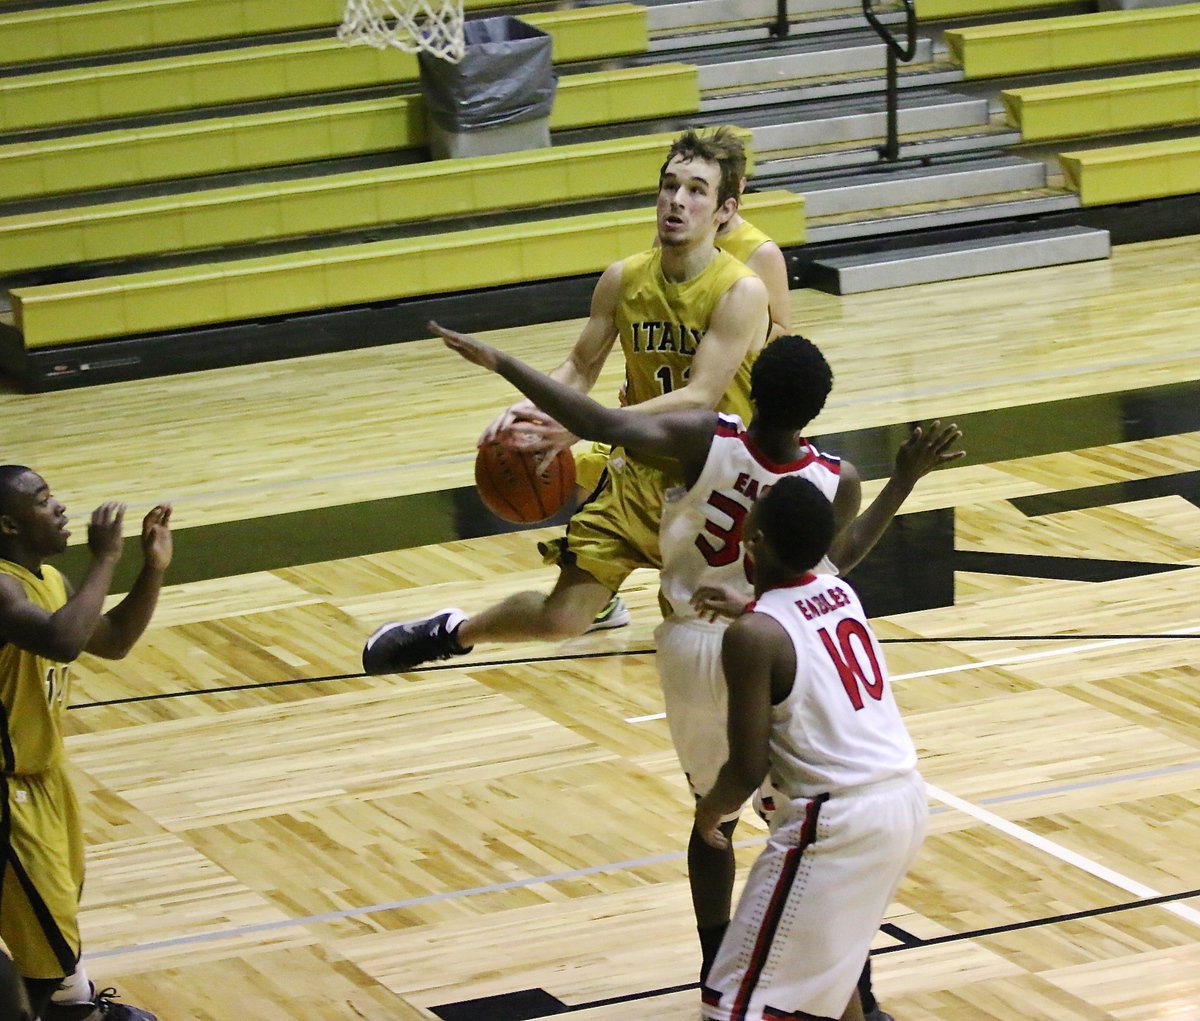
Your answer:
[0,4,647,132]
[8,191,805,349]
[1059,134,1200,204]
[944,2,1200,77]
[0,64,699,202]
[1002,68,1200,141]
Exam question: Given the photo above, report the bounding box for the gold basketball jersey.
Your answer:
[615,247,760,424]
[0,560,70,775]
[716,218,772,265]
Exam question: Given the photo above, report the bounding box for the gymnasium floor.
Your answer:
[3,235,1198,1020]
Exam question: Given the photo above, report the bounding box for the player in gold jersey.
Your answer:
[0,466,170,1021]
[574,173,793,632]
[362,127,770,672]
[716,211,790,342]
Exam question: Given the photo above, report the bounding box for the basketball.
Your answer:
[475,442,576,524]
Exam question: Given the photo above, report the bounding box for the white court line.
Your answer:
[624,625,1200,723]
[84,761,1200,962]
[925,782,1200,931]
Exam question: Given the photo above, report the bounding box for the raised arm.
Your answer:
[0,502,125,662]
[85,504,172,660]
[479,261,622,446]
[827,421,963,574]
[434,321,716,481]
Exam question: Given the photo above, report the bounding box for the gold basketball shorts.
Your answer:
[1,764,84,979]
[541,450,671,592]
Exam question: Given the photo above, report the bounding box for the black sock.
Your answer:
[857,956,878,1013]
[698,921,729,985]
[22,976,61,1017]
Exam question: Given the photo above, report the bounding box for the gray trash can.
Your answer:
[419,15,557,160]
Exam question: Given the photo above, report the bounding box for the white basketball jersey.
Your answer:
[659,414,842,621]
[750,575,918,798]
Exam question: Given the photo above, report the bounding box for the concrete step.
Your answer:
[807,226,1111,294]
[798,156,1047,216]
[804,188,1082,243]
[646,0,900,32]
[697,36,934,90]
[647,0,906,50]
[751,91,989,152]
[699,50,963,111]
[756,122,1023,176]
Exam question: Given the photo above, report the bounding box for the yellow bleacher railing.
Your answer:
[0,64,700,201]
[1059,135,1200,205]
[1003,69,1200,142]
[0,4,647,132]
[945,3,1200,78]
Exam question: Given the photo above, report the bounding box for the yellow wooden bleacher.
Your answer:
[0,0,532,66]
[914,0,1081,20]
[0,64,699,202]
[1059,134,1200,205]
[1003,68,1200,142]
[8,191,805,349]
[0,129,741,274]
[0,4,647,132]
[944,2,1200,78]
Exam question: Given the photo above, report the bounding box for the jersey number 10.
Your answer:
[818,619,885,710]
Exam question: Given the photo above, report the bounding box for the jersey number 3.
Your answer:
[818,619,884,710]
[695,491,747,567]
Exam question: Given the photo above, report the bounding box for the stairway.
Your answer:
[805,225,1112,293]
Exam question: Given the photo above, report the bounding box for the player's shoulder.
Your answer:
[621,248,660,275]
[727,605,790,650]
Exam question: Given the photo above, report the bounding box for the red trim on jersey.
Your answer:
[728,793,828,1020]
[715,415,744,440]
[742,433,817,474]
[753,573,818,598]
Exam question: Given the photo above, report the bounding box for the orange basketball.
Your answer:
[474,442,577,524]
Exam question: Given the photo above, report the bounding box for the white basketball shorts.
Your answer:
[702,771,927,1021]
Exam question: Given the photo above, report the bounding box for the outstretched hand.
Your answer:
[429,320,578,455]
[894,421,965,487]
[430,320,502,372]
[141,504,173,572]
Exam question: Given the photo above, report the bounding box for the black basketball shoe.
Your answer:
[44,986,158,1021]
[362,608,472,674]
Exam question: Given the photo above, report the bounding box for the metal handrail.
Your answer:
[862,0,918,161]
[770,0,789,38]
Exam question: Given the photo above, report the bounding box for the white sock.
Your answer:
[52,964,93,1005]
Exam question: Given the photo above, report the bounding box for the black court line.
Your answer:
[871,886,1200,955]
[429,888,1200,1019]
[67,633,1200,710]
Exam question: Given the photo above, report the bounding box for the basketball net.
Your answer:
[337,0,466,63]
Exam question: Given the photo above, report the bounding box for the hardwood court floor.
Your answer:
[1,236,1199,1020]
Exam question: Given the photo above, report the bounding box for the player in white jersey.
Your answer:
[696,477,927,1021]
[434,325,961,1015]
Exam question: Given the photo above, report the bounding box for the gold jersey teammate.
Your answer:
[0,466,170,1021]
[362,126,771,672]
